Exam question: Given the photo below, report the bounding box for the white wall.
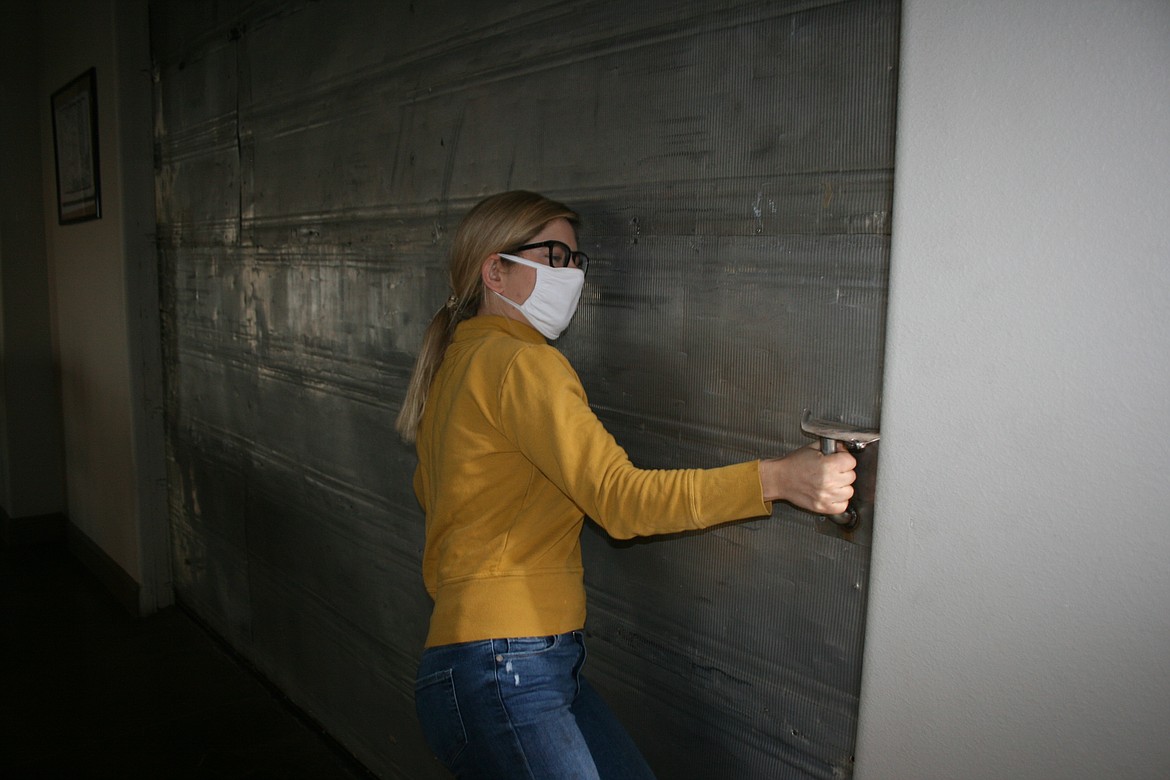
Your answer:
[0,0,65,521]
[39,0,168,613]
[856,2,1170,778]
[42,0,139,578]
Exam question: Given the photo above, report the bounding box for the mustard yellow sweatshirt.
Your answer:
[413,316,771,647]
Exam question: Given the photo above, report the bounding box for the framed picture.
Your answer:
[51,68,102,224]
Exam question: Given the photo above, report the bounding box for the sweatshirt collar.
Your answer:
[454,315,546,345]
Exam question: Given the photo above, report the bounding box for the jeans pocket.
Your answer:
[501,634,558,657]
[414,668,467,768]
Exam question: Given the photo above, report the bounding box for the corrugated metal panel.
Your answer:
[152,0,897,776]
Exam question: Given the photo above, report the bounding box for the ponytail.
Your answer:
[395,299,466,443]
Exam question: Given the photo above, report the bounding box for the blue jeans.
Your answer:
[415,631,657,779]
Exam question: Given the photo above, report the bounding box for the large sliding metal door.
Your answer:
[152,1,897,776]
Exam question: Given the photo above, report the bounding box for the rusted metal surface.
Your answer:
[152,1,896,776]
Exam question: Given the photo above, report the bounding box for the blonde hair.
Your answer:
[395,191,580,443]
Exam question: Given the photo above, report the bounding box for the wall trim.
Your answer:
[66,522,141,616]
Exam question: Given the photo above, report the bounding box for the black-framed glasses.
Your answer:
[507,240,589,273]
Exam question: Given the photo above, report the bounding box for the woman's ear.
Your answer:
[481,254,505,293]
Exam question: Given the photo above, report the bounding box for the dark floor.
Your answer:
[0,540,378,780]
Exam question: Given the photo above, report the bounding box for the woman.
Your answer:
[397,191,856,779]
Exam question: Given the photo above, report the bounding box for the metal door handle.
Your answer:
[801,411,880,530]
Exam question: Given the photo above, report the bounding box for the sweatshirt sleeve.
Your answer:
[497,343,771,539]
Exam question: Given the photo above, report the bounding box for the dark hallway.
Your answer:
[0,540,376,779]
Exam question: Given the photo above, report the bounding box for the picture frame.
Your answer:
[51,68,102,224]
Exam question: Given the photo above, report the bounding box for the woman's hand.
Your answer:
[759,443,856,515]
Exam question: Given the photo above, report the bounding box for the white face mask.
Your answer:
[494,253,585,340]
